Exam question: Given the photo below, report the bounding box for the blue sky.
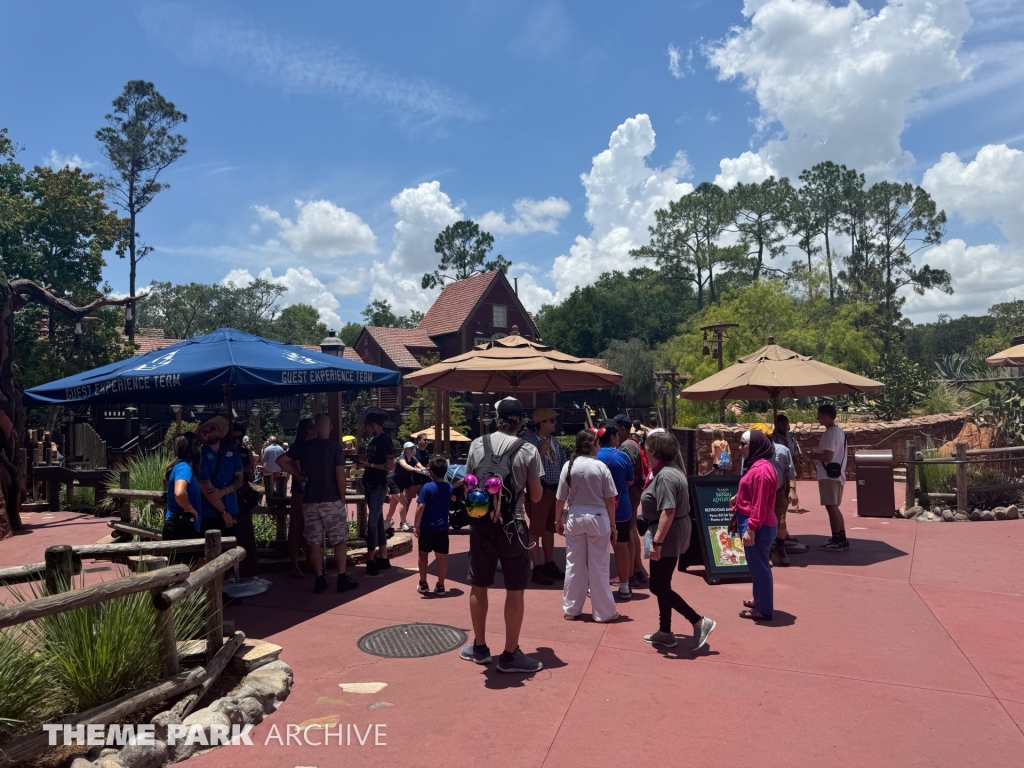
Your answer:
[3,0,1024,328]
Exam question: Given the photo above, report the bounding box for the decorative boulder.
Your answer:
[954,510,971,522]
[237,696,265,725]
[242,666,292,702]
[994,507,1008,520]
[233,681,278,713]
[980,509,996,521]
[209,697,245,726]
[970,510,983,521]
[1007,505,1020,520]
[150,710,182,743]
[905,505,924,520]
[174,709,232,762]
[119,738,167,768]
[942,508,955,522]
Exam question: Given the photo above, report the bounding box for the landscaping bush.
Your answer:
[99,450,170,530]
[0,628,54,741]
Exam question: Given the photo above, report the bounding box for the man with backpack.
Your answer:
[461,397,545,673]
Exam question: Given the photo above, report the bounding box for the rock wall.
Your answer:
[695,413,968,479]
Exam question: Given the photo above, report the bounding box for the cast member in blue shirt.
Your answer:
[596,419,635,601]
[162,432,203,546]
[196,415,244,534]
[414,456,453,596]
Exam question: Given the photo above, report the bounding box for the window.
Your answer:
[492,304,507,328]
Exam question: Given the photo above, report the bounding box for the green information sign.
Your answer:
[689,472,751,585]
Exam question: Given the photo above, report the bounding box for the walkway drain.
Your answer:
[357,623,467,659]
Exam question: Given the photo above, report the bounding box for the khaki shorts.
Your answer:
[774,486,789,529]
[818,480,844,507]
[303,501,349,547]
[527,487,557,536]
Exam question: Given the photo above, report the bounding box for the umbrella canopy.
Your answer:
[403,329,621,394]
[680,343,882,402]
[410,425,471,443]
[24,328,401,406]
[985,343,1024,368]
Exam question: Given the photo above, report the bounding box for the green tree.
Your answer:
[421,220,510,289]
[397,355,471,439]
[856,181,950,347]
[730,176,794,280]
[535,268,695,358]
[602,338,655,405]
[339,321,362,347]
[268,304,328,346]
[138,279,286,339]
[95,81,187,343]
[787,193,822,297]
[360,299,422,329]
[798,161,848,301]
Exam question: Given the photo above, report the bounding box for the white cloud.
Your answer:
[387,181,462,273]
[506,264,556,312]
[707,0,972,180]
[254,199,377,257]
[222,266,342,328]
[139,2,480,125]
[44,150,94,170]
[714,150,778,189]
[550,114,693,299]
[667,44,693,79]
[477,197,571,235]
[367,262,438,316]
[905,143,1024,318]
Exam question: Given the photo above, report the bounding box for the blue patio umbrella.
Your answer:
[23,328,400,406]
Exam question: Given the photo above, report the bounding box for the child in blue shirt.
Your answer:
[414,456,452,596]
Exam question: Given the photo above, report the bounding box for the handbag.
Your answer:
[824,432,847,479]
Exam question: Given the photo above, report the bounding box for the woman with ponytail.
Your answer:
[555,430,621,622]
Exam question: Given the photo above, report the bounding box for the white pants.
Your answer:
[563,507,617,622]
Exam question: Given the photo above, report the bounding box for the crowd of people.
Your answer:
[159,398,850,672]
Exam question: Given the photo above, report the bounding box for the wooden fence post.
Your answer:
[955,442,968,515]
[44,545,74,594]
[905,440,916,510]
[915,450,928,507]
[204,530,223,660]
[150,551,179,677]
[118,470,131,524]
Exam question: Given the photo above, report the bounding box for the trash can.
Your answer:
[854,450,896,518]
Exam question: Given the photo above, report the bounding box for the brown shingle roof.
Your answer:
[300,344,365,363]
[362,327,437,370]
[416,271,501,336]
[128,328,182,356]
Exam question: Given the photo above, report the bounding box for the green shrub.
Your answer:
[99,450,171,530]
[253,513,278,547]
[556,435,577,457]
[0,628,55,741]
[917,382,966,415]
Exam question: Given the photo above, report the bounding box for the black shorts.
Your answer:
[386,473,400,495]
[615,519,633,543]
[467,520,530,591]
[418,530,450,554]
[396,471,429,491]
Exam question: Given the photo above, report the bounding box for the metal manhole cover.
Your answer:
[357,623,467,658]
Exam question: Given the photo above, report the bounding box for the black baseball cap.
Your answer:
[612,414,632,431]
[495,397,525,419]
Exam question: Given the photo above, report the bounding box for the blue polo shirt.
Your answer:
[165,461,202,532]
[198,443,243,518]
[597,446,634,522]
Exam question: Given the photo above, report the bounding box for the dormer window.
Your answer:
[493,305,507,328]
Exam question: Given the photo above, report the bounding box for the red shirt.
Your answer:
[733,459,778,531]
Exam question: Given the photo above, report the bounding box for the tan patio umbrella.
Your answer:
[679,340,882,417]
[985,343,1024,367]
[404,326,621,455]
[411,425,471,443]
[403,327,622,394]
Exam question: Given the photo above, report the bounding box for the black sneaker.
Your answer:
[417,581,430,594]
[818,538,850,551]
[434,583,446,595]
[376,557,392,570]
[531,569,554,586]
[543,562,565,580]
[313,575,328,593]
[337,574,360,592]
[366,559,380,577]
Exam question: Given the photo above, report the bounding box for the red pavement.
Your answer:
[4,485,1024,766]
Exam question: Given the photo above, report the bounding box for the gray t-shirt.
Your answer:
[770,443,796,491]
[556,455,618,509]
[466,432,543,520]
[640,465,692,558]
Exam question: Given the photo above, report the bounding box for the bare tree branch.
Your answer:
[7,279,133,318]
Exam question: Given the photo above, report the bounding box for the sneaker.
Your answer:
[543,562,565,580]
[460,644,492,665]
[495,647,543,674]
[400,523,412,532]
[531,569,554,586]
[365,559,380,577]
[337,574,359,592]
[434,584,446,595]
[628,574,641,588]
[313,575,328,593]
[375,557,392,570]
[818,538,850,551]
[644,630,677,648]
[417,581,430,594]
[632,570,648,584]
[616,586,632,601]
[693,617,716,650]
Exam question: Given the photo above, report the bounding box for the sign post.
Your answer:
[689,472,750,585]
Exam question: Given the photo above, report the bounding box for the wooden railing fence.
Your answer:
[903,441,1024,512]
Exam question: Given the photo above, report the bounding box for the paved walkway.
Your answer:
[5,485,1024,766]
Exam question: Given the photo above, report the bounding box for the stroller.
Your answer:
[445,464,471,530]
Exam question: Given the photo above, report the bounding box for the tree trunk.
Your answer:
[824,229,835,302]
[695,266,704,310]
[0,280,26,538]
[754,241,764,280]
[127,208,137,344]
